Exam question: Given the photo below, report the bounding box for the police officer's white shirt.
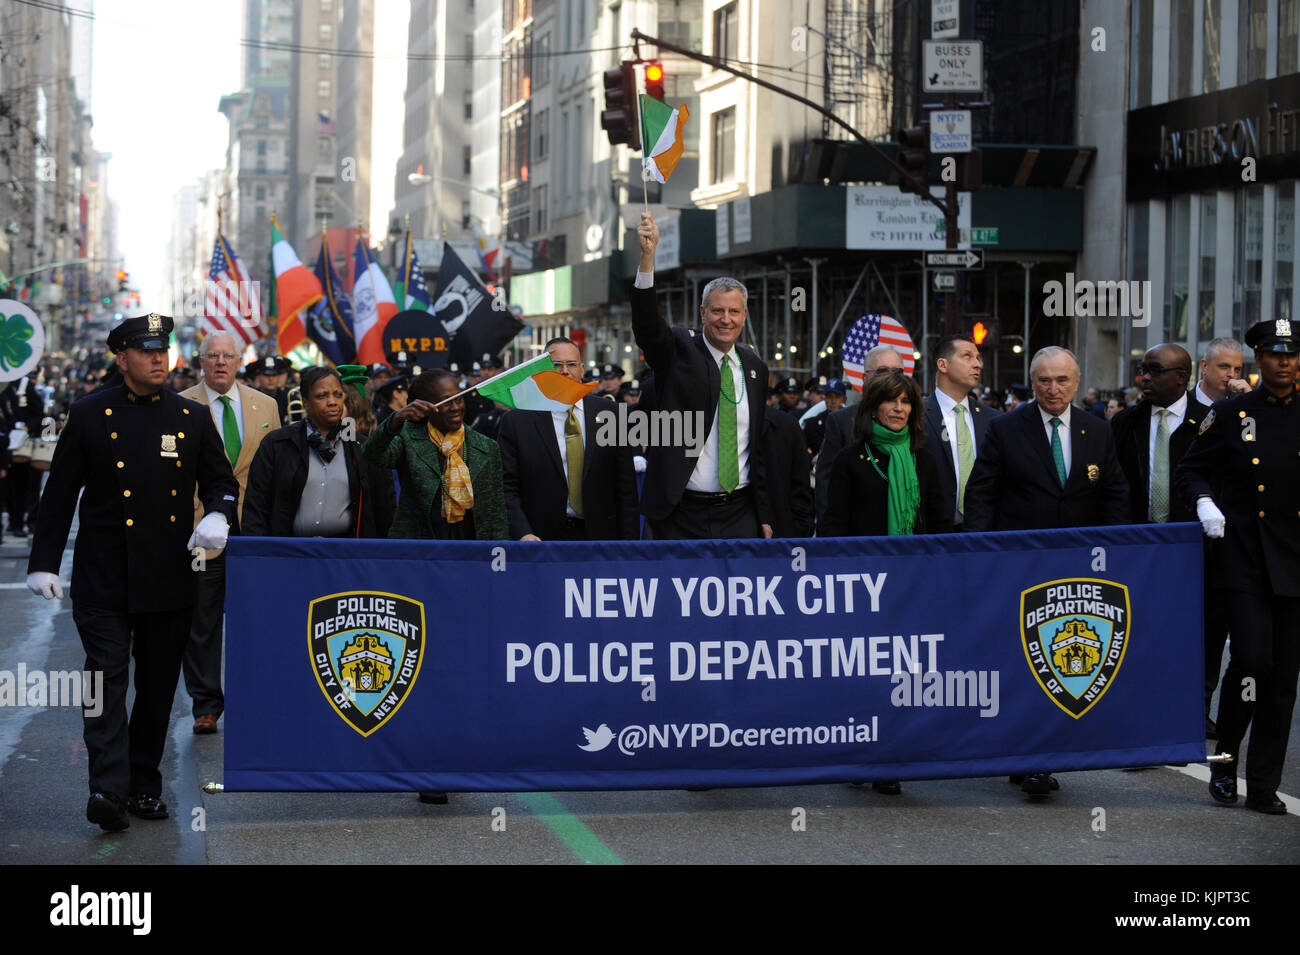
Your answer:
[202,381,245,444]
[1038,404,1072,476]
[1194,381,1216,407]
[636,269,751,494]
[1147,392,1188,505]
[550,402,586,518]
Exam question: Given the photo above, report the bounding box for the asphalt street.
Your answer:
[1,530,1298,866]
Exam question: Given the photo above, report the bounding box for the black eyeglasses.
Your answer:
[1137,363,1184,377]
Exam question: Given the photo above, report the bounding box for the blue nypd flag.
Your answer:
[309,235,358,365]
[395,231,430,311]
[223,524,1207,792]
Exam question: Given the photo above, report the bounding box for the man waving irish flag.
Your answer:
[640,94,690,184]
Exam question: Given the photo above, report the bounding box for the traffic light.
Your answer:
[966,317,999,348]
[116,270,128,291]
[600,62,641,150]
[644,62,665,101]
[892,123,930,196]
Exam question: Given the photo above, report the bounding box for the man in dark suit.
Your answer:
[498,337,639,541]
[814,345,904,528]
[963,345,1128,798]
[922,334,1000,530]
[761,403,814,538]
[631,212,771,540]
[26,314,239,831]
[1110,344,1200,525]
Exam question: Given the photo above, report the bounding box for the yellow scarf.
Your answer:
[427,423,474,523]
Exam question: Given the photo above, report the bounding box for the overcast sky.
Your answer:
[91,0,407,310]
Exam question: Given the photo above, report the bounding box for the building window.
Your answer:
[711,107,736,184]
[534,33,550,87]
[255,185,266,201]
[319,54,331,71]
[1198,194,1217,342]
[1169,0,1193,100]
[256,115,268,129]
[319,22,332,42]
[464,145,473,176]
[1234,185,1265,335]
[1130,0,1152,108]
[1165,194,1190,341]
[257,139,267,156]
[534,183,547,234]
[1238,0,1267,84]
[1276,181,1295,323]
[1203,0,1220,93]
[1281,0,1299,76]
[535,108,548,158]
[321,0,332,10]
[714,2,738,61]
[318,80,331,99]
[465,88,473,120]
[462,200,472,231]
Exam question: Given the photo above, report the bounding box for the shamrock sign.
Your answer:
[0,300,45,383]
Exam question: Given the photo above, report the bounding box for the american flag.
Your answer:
[841,313,916,388]
[204,232,264,347]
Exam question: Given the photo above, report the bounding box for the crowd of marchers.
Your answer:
[9,210,1298,831]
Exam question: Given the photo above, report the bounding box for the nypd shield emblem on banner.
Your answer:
[308,591,426,736]
[1020,578,1130,719]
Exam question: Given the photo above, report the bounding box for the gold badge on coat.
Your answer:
[1086,463,1100,483]
[160,434,178,458]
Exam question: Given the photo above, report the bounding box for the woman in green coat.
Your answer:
[363,368,508,541]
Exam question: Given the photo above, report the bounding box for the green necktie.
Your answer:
[717,354,739,492]
[219,394,241,468]
[1050,416,1066,488]
[1151,408,1171,522]
[954,401,974,514]
[565,406,584,517]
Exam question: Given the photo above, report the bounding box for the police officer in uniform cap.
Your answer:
[26,313,238,831]
[1175,317,1300,814]
[247,354,294,424]
[776,376,802,417]
[462,352,500,432]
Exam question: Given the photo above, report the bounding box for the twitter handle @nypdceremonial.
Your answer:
[580,718,880,757]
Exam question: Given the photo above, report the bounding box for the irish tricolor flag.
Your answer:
[475,353,598,411]
[640,95,690,184]
[270,216,323,354]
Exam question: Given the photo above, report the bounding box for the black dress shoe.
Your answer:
[1205,717,1218,740]
[1244,792,1286,815]
[871,780,902,795]
[86,793,129,832]
[1021,772,1059,795]
[417,791,448,804]
[1008,774,1025,784]
[1208,763,1237,805]
[126,794,168,819]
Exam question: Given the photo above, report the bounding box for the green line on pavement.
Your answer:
[518,792,623,865]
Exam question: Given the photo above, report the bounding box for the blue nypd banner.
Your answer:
[223,524,1206,791]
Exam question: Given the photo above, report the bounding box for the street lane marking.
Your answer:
[518,792,623,865]
[1164,763,1300,816]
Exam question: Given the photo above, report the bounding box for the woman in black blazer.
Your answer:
[822,369,951,538]
[821,369,951,796]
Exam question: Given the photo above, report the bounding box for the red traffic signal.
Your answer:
[965,316,999,347]
[601,62,641,150]
[645,62,665,101]
[971,321,989,346]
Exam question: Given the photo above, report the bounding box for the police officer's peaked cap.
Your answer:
[107,313,172,353]
[601,363,625,380]
[247,354,294,375]
[780,376,801,393]
[369,362,393,377]
[625,378,642,395]
[479,352,503,370]
[1244,318,1299,354]
[805,376,827,392]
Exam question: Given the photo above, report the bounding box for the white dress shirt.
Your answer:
[1147,392,1187,510]
[635,269,751,493]
[935,388,977,511]
[203,381,244,444]
[550,402,586,517]
[1194,381,1216,407]
[1038,404,1072,477]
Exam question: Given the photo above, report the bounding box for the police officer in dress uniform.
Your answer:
[26,314,238,832]
[248,354,295,424]
[1174,318,1300,815]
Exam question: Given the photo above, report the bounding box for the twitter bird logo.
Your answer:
[579,724,614,752]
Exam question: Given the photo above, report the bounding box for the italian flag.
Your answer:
[270,216,323,354]
[640,95,690,184]
[475,353,598,411]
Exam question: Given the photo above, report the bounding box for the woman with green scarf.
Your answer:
[821,369,950,538]
[821,368,950,797]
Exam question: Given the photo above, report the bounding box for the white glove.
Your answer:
[187,512,230,551]
[633,454,647,474]
[27,572,64,599]
[1196,498,1225,539]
